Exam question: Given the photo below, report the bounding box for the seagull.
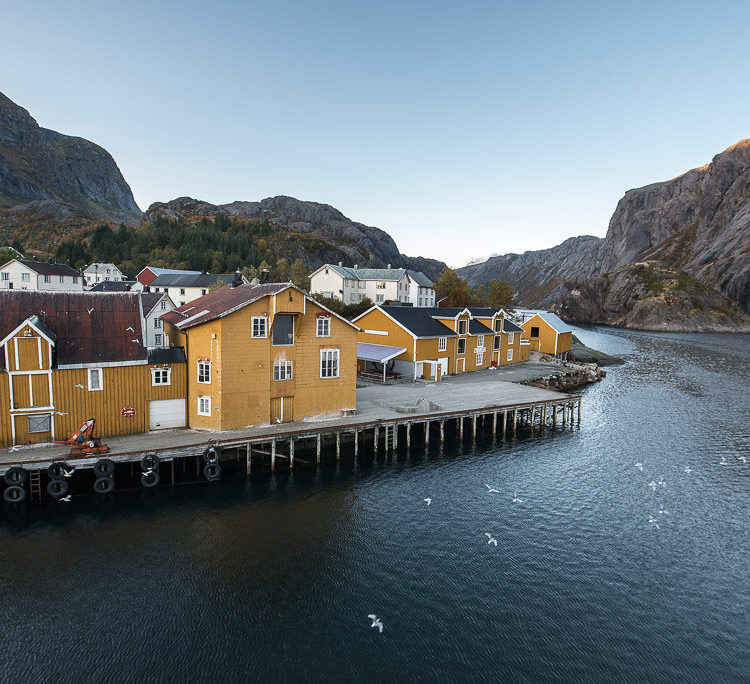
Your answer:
[648,481,658,491]
[658,505,668,515]
[684,467,693,474]
[738,456,747,464]
[485,484,500,493]
[423,498,432,506]
[512,492,524,503]
[88,307,94,314]
[485,533,498,546]
[63,467,76,477]
[657,479,666,487]
[275,418,283,424]
[59,495,71,502]
[648,516,660,529]
[131,339,139,343]
[55,411,69,416]
[367,615,384,633]
[74,384,86,389]
[634,463,643,471]
[720,456,728,465]
[126,326,134,332]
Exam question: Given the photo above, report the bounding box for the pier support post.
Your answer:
[493,412,497,436]
[440,420,445,443]
[271,440,277,471]
[503,409,507,436]
[578,399,581,425]
[289,439,295,469]
[406,423,411,449]
[553,404,557,426]
[354,430,359,457]
[472,415,477,438]
[316,434,321,464]
[459,417,464,439]
[246,443,252,475]
[336,431,341,460]
[513,409,518,433]
[374,426,379,452]
[393,424,398,450]
[424,421,430,445]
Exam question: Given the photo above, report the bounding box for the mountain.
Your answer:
[459,140,750,325]
[0,92,142,224]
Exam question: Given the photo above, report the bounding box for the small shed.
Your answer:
[520,312,574,356]
[357,342,407,383]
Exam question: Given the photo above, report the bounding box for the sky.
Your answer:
[3,0,750,267]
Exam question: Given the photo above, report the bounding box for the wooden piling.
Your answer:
[289,439,295,469]
[406,423,411,448]
[336,431,340,460]
[354,430,359,457]
[316,433,321,464]
[440,420,445,442]
[424,420,430,445]
[271,439,277,471]
[374,425,379,452]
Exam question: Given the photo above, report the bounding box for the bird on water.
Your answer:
[368,615,384,633]
[485,484,500,493]
[485,533,498,546]
[634,463,643,471]
[512,492,524,503]
[424,498,432,506]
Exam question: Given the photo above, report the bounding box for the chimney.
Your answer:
[48,257,53,264]
[354,264,358,269]
[232,270,243,288]
[387,263,391,269]
[32,255,37,261]
[260,269,270,284]
[338,261,342,267]
[202,269,207,275]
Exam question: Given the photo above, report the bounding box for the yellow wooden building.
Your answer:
[161,282,359,430]
[520,312,574,357]
[353,306,528,380]
[0,292,187,447]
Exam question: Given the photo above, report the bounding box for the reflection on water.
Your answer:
[1,329,748,682]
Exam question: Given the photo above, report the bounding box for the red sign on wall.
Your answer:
[121,406,135,418]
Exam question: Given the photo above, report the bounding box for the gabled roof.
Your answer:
[469,319,494,334]
[0,315,56,348]
[83,263,121,273]
[89,281,135,292]
[499,318,524,334]
[2,259,80,277]
[140,266,202,277]
[312,264,425,283]
[150,272,240,288]
[528,312,575,334]
[363,305,458,338]
[0,292,147,368]
[405,270,433,287]
[140,292,168,316]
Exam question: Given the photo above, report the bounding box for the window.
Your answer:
[197,395,211,416]
[477,335,484,348]
[154,333,163,346]
[180,288,186,295]
[350,293,356,302]
[201,289,207,295]
[493,336,501,350]
[151,368,171,385]
[273,360,293,381]
[494,320,502,332]
[1,273,7,280]
[28,414,51,433]
[358,281,366,289]
[507,349,514,361]
[476,352,483,366]
[457,338,466,354]
[73,276,78,284]
[197,361,211,383]
[321,349,339,378]
[376,294,384,302]
[457,320,467,335]
[317,316,330,337]
[438,337,447,352]
[106,268,111,274]
[88,368,103,391]
[154,317,162,329]
[160,300,167,310]
[508,333,514,344]
[43,275,51,283]
[21,273,30,282]
[59,275,64,283]
[272,314,294,345]
[376,281,386,289]
[530,326,539,338]
[252,316,267,338]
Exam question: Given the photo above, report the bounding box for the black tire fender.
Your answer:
[3,485,27,503]
[48,462,71,479]
[203,462,222,481]
[140,453,160,472]
[93,476,114,494]
[4,466,27,486]
[202,446,221,464]
[141,471,160,488]
[47,479,70,498]
[93,459,115,477]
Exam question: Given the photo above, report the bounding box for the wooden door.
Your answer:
[270,396,294,423]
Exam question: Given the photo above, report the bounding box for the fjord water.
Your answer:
[1,328,748,682]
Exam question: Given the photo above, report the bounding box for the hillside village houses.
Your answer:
[142,269,249,306]
[309,263,436,307]
[354,305,528,381]
[83,262,127,285]
[0,258,83,291]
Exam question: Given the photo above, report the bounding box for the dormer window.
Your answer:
[457,320,467,335]
[273,314,294,345]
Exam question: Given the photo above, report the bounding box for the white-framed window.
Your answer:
[350,293,356,302]
[160,300,167,310]
[73,276,78,284]
[1,273,8,280]
[197,395,211,416]
[321,348,340,378]
[272,314,294,345]
[376,294,384,302]
[43,274,51,283]
[507,349,514,361]
[457,338,466,354]
[494,319,502,332]
[251,316,267,338]
[476,352,483,366]
[493,336,501,350]
[317,316,331,337]
[154,333,163,346]
[28,414,51,433]
[106,268,111,274]
[59,275,64,283]
[88,368,103,391]
[151,367,171,385]
[477,335,484,347]
[508,333,514,344]
[457,320,467,335]
[180,288,186,295]
[197,360,211,383]
[154,317,162,329]
[273,360,293,381]
[358,281,366,289]
[438,337,447,352]
[21,273,30,282]
[376,281,386,289]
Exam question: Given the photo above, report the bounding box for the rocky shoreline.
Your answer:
[520,361,606,392]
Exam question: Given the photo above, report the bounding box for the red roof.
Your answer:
[162,283,290,329]
[0,291,147,368]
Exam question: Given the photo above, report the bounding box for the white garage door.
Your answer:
[149,399,186,430]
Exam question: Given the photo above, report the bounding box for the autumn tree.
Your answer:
[434,267,474,307]
[486,278,515,310]
[290,259,310,291]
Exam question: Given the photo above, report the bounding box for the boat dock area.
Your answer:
[0,374,582,503]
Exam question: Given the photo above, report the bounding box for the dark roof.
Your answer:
[376,306,458,338]
[0,292,146,369]
[150,272,239,288]
[500,318,524,334]
[428,307,500,318]
[89,280,135,292]
[162,283,291,329]
[140,292,165,315]
[406,270,433,287]
[15,259,80,277]
[469,319,494,334]
[147,346,186,364]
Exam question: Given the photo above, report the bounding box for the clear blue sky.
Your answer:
[3,0,749,267]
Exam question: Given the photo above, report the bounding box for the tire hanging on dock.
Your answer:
[3,485,27,503]
[140,453,160,472]
[141,471,160,488]
[93,476,114,494]
[4,466,27,486]
[203,462,222,481]
[48,462,71,479]
[93,459,115,478]
[47,479,69,499]
[202,446,221,464]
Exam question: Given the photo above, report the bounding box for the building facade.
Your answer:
[520,312,574,357]
[148,271,248,306]
[83,263,126,285]
[0,259,83,292]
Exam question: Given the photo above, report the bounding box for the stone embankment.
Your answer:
[520,362,605,392]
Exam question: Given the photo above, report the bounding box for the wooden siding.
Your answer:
[521,315,572,355]
[356,309,414,362]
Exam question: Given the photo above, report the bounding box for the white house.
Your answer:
[0,259,83,291]
[309,263,435,306]
[83,263,126,285]
[141,291,176,347]
[147,271,248,306]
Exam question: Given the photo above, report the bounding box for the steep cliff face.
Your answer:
[146,196,446,280]
[0,91,141,223]
[460,140,750,318]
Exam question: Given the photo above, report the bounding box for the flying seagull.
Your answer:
[658,505,668,515]
[74,384,86,389]
[720,456,728,465]
[367,615,384,633]
[485,533,498,546]
[634,463,643,471]
[657,478,666,487]
[63,466,75,477]
[423,498,432,506]
[88,307,94,315]
[738,456,747,463]
[684,467,693,474]
[648,516,660,530]
[512,492,524,503]
[648,481,658,491]
[485,484,500,493]
[59,495,71,503]
[126,326,134,332]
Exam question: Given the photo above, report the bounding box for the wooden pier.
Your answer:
[0,394,581,504]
